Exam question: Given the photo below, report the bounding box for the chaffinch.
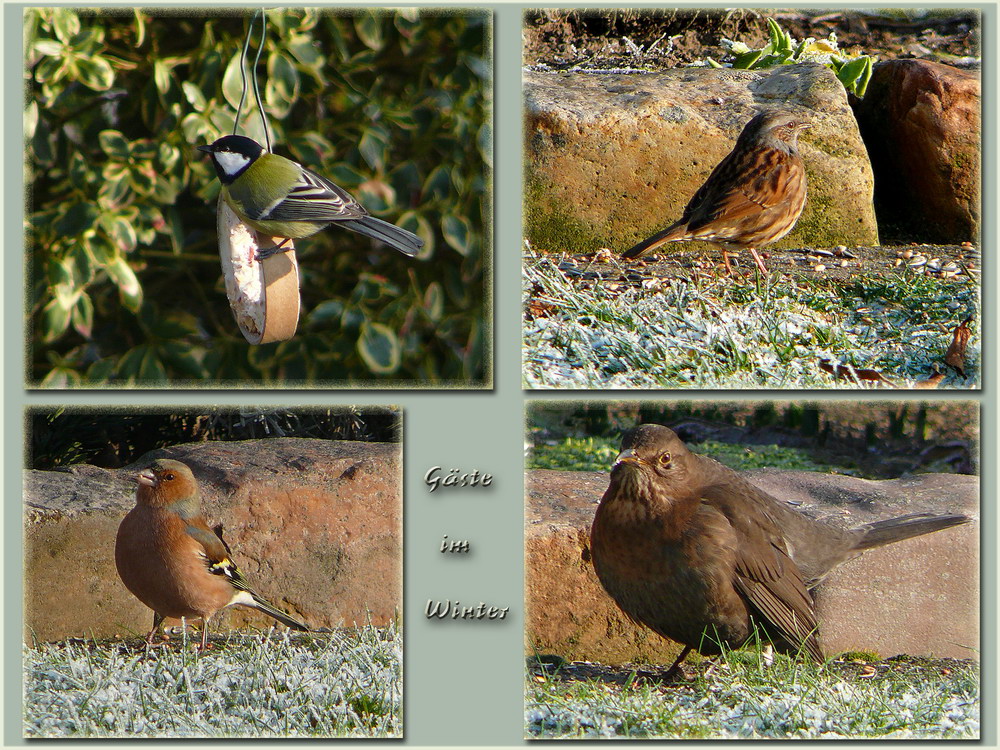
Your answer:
[114,458,310,648]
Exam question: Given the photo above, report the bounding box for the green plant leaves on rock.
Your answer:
[715,17,876,98]
[837,55,874,97]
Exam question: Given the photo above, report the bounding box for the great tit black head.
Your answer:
[198,135,265,185]
[198,134,423,257]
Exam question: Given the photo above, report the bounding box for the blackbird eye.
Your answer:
[658,452,672,467]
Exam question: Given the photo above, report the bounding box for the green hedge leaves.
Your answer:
[27,8,490,386]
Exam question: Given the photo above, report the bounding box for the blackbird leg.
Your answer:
[748,247,769,275]
[663,645,693,681]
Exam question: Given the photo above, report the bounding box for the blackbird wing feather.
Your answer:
[734,553,823,661]
[700,481,823,660]
[700,481,787,582]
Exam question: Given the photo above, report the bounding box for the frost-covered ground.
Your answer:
[522,255,980,389]
[526,655,980,739]
[24,624,401,738]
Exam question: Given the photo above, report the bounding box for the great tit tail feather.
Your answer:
[341,216,423,257]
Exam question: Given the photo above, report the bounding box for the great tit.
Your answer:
[198,135,423,258]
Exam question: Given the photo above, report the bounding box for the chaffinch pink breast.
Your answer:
[115,458,310,648]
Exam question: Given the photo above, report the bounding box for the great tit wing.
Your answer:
[263,167,370,223]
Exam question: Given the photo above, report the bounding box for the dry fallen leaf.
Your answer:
[527,298,557,320]
[914,372,945,389]
[818,359,895,385]
[944,316,973,377]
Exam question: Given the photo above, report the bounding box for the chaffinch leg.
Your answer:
[145,612,166,645]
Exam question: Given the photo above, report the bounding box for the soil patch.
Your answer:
[523,9,980,71]
[530,243,979,289]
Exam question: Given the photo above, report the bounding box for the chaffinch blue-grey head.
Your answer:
[114,458,310,648]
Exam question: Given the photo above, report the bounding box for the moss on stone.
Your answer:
[792,190,879,248]
[524,172,604,252]
[805,131,860,160]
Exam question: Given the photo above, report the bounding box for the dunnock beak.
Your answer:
[622,111,811,275]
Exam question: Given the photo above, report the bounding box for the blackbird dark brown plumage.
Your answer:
[590,424,970,673]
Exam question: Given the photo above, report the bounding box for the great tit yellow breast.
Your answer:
[223,153,329,239]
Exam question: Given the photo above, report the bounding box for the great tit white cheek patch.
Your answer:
[216,197,300,344]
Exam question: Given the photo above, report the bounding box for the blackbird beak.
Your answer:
[614,448,644,468]
[136,468,156,487]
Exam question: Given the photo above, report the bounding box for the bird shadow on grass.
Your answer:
[526,651,979,739]
[527,651,979,690]
[529,655,691,691]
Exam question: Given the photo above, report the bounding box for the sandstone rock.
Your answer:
[524,63,879,256]
[854,59,980,243]
[526,468,978,663]
[24,438,401,643]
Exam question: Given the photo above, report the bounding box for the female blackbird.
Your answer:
[590,424,970,674]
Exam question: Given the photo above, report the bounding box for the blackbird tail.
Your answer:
[853,513,970,552]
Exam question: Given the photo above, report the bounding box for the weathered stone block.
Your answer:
[524,64,879,254]
[24,438,401,642]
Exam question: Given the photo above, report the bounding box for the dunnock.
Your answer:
[622,111,811,275]
[590,424,970,675]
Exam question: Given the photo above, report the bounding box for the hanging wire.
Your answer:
[252,13,270,152]
[231,11,257,137]
[232,9,271,152]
